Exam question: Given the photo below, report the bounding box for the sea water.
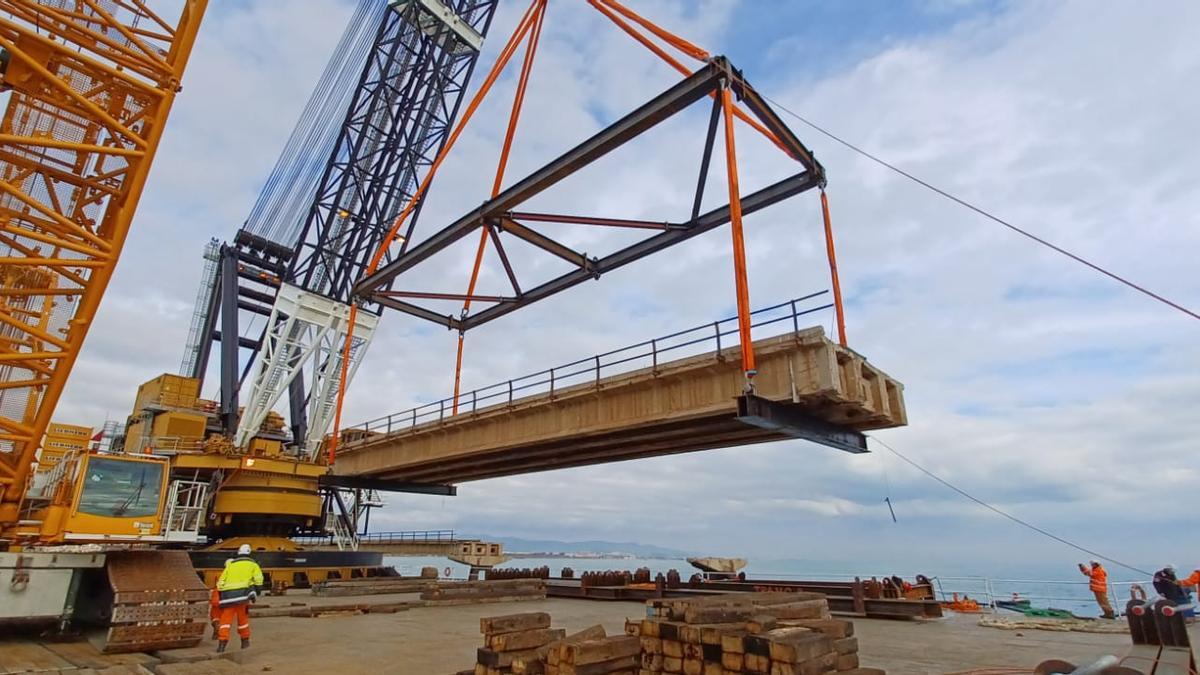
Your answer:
[384,555,1152,617]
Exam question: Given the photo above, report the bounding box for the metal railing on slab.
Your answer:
[295,529,458,547]
[354,291,833,435]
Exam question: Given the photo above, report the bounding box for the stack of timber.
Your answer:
[636,593,882,675]
[467,611,627,675]
[472,612,564,675]
[311,576,435,597]
[549,635,641,675]
[423,578,547,604]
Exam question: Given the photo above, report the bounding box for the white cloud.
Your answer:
[49,0,1200,573]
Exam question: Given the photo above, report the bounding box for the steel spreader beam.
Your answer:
[353,57,826,332]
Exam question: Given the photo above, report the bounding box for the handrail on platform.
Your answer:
[295,529,458,546]
[353,291,833,435]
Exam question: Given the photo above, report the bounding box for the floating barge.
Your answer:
[544,576,942,620]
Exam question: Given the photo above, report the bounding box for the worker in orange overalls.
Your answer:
[209,587,220,640]
[1176,567,1200,621]
[1178,567,1200,589]
[1079,560,1114,619]
[215,544,264,653]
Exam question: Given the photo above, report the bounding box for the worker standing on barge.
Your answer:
[215,544,264,653]
[1079,560,1115,619]
[1178,567,1200,590]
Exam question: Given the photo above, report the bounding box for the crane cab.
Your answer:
[24,451,206,544]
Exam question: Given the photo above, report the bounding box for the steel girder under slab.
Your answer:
[332,329,906,485]
[353,56,825,330]
[736,394,868,453]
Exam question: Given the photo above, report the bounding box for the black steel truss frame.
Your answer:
[286,0,500,309]
[189,1,501,440]
[353,57,825,331]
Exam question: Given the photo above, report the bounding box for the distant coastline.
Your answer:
[507,551,683,560]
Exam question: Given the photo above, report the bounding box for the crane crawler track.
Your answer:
[102,551,209,654]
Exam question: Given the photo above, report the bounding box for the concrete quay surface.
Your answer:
[233,594,1192,674]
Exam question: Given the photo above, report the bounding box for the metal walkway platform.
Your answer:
[333,298,906,486]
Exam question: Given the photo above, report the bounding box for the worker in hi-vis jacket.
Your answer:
[215,544,264,652]
[1079,560,1115,619]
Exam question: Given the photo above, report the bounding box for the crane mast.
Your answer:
[0,0,207,528]
[188,0,499,459]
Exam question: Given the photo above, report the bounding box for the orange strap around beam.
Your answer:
[594,0,710,62]
[585,0,791,159]
[328,0,545,465]
[820,189,848,347]
[454,0,548,414]
[721,85,755,382]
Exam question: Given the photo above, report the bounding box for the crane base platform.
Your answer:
[189,549,391,590]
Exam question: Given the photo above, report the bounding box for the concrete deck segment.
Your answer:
[334,327,906,484]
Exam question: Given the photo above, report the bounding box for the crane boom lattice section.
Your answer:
[0,0,206,521]
[286,0,499,305]
[233,0,500,456]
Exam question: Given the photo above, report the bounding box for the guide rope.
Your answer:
[752,89,1200,323]
[868,435,1153,577]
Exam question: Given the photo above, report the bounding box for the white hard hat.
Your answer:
[237,544,252,556]
[1166,564,1177,572]
[1090,559,1100,566]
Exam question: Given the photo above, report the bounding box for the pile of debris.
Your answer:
[634,593,878,674]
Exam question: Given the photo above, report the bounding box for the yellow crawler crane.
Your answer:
[0,0,209,653]
[115,373,390,590]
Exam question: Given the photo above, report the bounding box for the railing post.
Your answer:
[549,368,555,395]
[411,408,416,428]
[595,355,601,386]
[439,399,445,422]
[714,322,721,357]
[386,415,392,434]
[507,380,513,404]
[791,299,799,332]
[471,389,477,412]
[651,339,658,372]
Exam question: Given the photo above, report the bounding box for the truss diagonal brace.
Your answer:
[458,170,821,330]
[373,295,462,330]
[354,60,729,295]
[494,217,590,268]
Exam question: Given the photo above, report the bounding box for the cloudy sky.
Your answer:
[57,0,1199,577]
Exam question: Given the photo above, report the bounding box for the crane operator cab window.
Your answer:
[77,457,164,518]
[66,456,169,537]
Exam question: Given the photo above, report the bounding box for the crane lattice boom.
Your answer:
[0,0,207,525]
